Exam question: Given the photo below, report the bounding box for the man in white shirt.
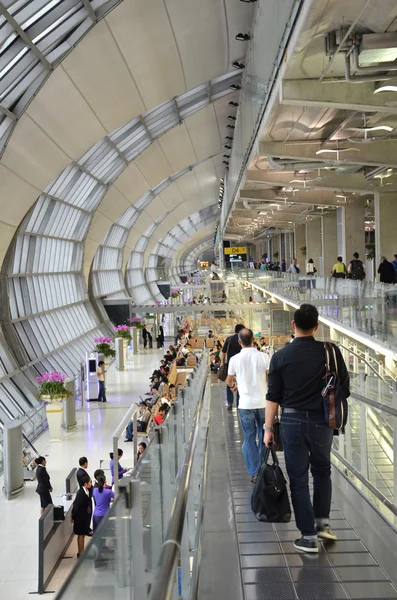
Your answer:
[226,328,270,482]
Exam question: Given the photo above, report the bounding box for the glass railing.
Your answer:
[56,353,210,600]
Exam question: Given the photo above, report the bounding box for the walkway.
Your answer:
[0,348,163,600]
[199,383,397,600]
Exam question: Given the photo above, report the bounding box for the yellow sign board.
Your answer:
[224,246,247,255]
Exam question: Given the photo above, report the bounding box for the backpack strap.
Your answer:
[324,342,338,375]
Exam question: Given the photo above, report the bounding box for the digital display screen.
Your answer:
[89,359,96,372]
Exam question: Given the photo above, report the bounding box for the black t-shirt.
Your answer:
[222,333,241,362]
[267,337,350,411]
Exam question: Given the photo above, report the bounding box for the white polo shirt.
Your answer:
[228,347,269,410]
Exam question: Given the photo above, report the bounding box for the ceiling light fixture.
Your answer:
[235,33,251,41]
[232,61,245,69]
[224,145,231,149]
[347,125,393,133]
[230,84,241,90]
[227,116,237,121]
[227,124,235,129]
[229,101,239,107]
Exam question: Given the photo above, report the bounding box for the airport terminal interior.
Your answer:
[3,0,397,598]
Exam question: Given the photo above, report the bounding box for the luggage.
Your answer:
[251,446,291,523]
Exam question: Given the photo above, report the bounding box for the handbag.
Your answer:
[53,505,65,521]
[251,446,291,523]
[322,342,348,432]
[217,337,231,382]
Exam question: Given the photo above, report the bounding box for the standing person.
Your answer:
[97,361,106,402]
[392,254,397,275]
[159,325,164,348]
[76,457,90,487]
[225,328,269,483]
[109,449,131,486]
[220,323,245,410]
[281,259,286,272]
[378,256,396,284]
[142,326,153,349]
[264,304,350,553]
[92,475,114,532]
[306,258,316,275]
[287,258,300,274]
[331,256,347,279]
[35,456,53,515]
[71,474,92,557]
[348,252,365,280]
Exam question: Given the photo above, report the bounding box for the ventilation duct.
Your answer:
[268,157,329,171]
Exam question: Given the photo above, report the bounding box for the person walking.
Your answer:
[158,325,164,348]
[220,323,245,410]
[97,361,106,402]
[331,256,347,279]
[287,258,300,274]
[264,304,350,553]
[226,328,269,483]
[71,474,92,557]
[92,475,114,532]
[35,456,53,515]
[378,256,396,284]
[142,326,153,349]
[348,252,365,280]
[392,254,397,275]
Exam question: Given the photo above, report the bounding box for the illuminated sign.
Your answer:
[224,246,247,255]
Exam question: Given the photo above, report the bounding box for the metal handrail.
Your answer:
[148,373,208,600]
[339,343,389,384]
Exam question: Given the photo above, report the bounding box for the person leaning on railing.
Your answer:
[331,256,347,279]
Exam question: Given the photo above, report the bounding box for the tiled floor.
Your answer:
[0,348,164,600]
[222,394,397,600]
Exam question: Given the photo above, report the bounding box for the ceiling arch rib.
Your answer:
[125,207,218,305]
[3,72,238,375]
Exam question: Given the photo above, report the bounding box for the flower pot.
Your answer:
[44,398,64,441]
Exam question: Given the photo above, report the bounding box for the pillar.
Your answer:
[306,218,322,269]
[338,198,366,263]
[374,191,397,266]
[321,212,338,277]
[294,224,306,268]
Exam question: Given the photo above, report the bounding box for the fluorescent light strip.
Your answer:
[374,86,397,94]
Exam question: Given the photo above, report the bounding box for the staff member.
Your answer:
[71,474,92,558]
[97,361,106,402]
[35,456,53,515]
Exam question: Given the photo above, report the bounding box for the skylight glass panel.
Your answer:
[152,177,171,196]
[134,191,153,211]
[117,205,138,229]
[143,99,178,138]
[177,83,208,119]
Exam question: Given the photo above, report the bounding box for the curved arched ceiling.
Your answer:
[0,0,255,405]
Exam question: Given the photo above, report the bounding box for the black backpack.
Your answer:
[350,259,365,280]
[251,446,291,523]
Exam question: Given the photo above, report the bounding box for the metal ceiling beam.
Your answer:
[82,0,97,22]
[0,104,16,120]
[259,141,397,169]
[245,169,384,193]
[0,4,52,71]
[280,80,397,115]
[239,189,343,205]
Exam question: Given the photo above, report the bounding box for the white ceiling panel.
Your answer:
[2,115,70,191]
[144,197,168,221]
[87,212,114,244]
[175,170,202,208]
[114,162,150,204]
[105,0,185,109]
[0,165,39,227]
[163,0,227,88]
[0,222,17,262]
[185,104,221,160]
[158,124,197,172]
[133,212,153,234]
[26,67,107,159]
[158,185,185,212]
[134,142,173,186]
[62,21,145,133]
[97,187,131,222]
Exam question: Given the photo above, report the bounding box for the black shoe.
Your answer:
[227,404,233,411]
[124,438,133,443]
[316,525,337,541]
[250,474,257,483]
[102,399,107,403]
[293,537,319,553]
[77,553,80,559]
[87,529,93,537]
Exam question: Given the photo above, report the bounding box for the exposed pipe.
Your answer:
[352,45,397,75]
[268,156,329,171]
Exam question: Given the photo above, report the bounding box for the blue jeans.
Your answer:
[239,408,265,477]
[226,386,239,407]
[98,380,106,402]
[281,411,333,537]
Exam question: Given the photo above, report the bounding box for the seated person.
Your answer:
[210,356,221,373]
[137,442,147,463]
[168,384,176,400]
[154,406,167,426]
[124,403,151,441]
[208,330,214,339]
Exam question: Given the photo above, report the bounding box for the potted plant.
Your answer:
[113,324,132,341]
[36,372,72,440]
[94,336,116,358]
[127,317,143,329]
[170,288,182,304]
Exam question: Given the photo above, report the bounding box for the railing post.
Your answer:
[393,382,397,509]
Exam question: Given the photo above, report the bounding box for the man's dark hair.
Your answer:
[158,406,166,413]
[35,456,46,465]
[337,256,343,262]
[235,323,245,334]
[80,474,90,487]
[98,361,104,366]
[353,252,359,259]
[294,304,318,332]
[79,456,88,466]
[238,328,254,347]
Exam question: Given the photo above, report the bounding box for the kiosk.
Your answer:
[85,351,99,401]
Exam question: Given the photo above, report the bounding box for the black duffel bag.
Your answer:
[251,445,291,523]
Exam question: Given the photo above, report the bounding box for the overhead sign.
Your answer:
[224,246,247,255]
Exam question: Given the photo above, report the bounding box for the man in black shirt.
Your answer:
[221,323,245,410]
[264,304,349,554]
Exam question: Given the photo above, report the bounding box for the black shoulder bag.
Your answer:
[251,445,291,523]
[322,342,348,433]
[217,337,231,382]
